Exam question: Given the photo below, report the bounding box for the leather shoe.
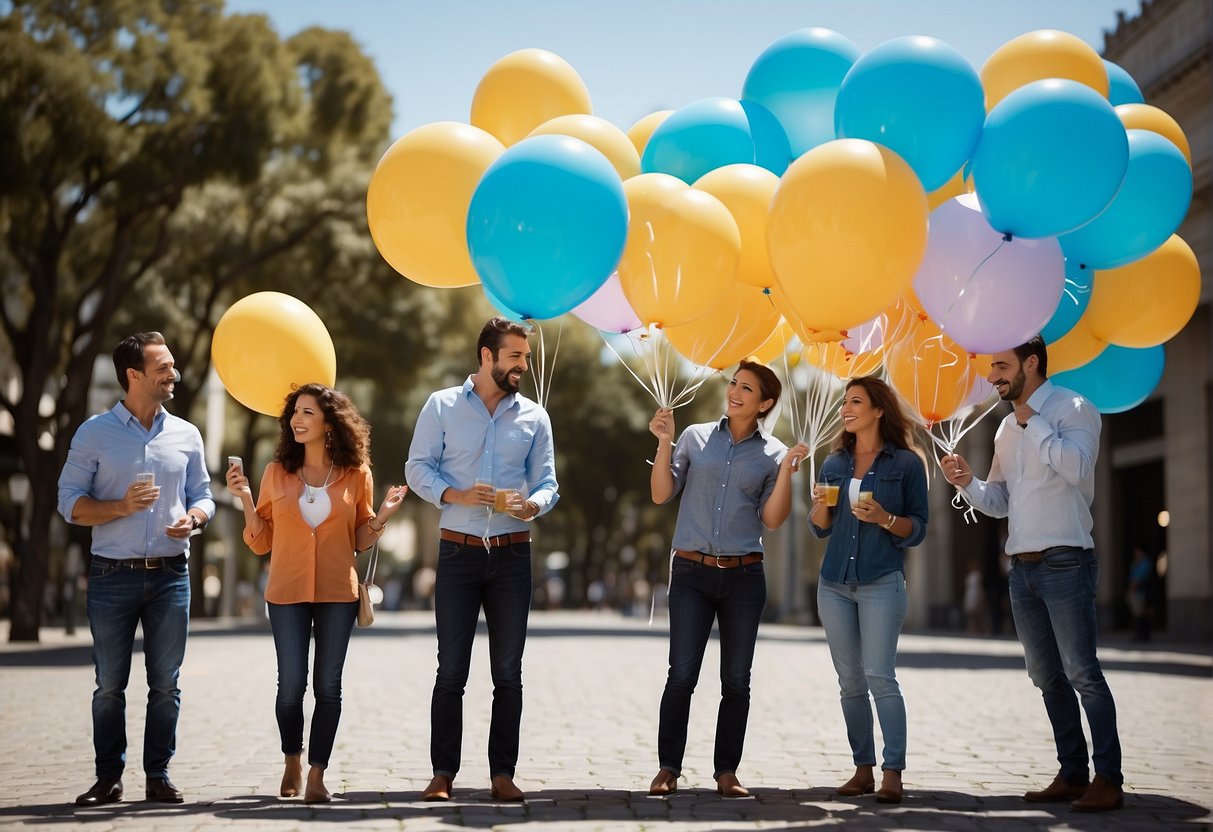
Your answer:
[75,778,123,806]
[874,769,903,804]
[490,774,525,802]
[648,769,678,796]
[145,777,183,803]
[715,772,749,798]
[836,765,876,797]
[1071,774,1124,812]
[1023,774,1089,803]
[421,775,452,801]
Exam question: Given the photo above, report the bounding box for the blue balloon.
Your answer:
[740,100,792,176]
[1040,260,1093,343]
[742,27,861,156]
[834,36,984,191]
[641,98,755,184]
[467,135,627,320]
[1052,344,1164,414]
[481,285,526,323]
[1103,59,1144,106]
[1059,129,1192,269]
[971,79,1129,238]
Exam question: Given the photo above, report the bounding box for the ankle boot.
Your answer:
[836,765,876,796]
[875,769,903,804]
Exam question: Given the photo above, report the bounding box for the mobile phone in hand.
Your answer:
[227,456,243,475]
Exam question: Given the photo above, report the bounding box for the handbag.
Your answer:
[357,543,378,628]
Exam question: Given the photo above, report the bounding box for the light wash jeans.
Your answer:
[817,570,908,772]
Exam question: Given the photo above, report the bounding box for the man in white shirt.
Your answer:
[942,336,1123,813]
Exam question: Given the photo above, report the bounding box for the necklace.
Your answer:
[301,461,335,504]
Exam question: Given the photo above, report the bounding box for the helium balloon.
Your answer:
[529,114,640,180]
[212,292,336,416]
[693,164,780,290]
[1052,344,1164,414]
[367,122,504,288]
[1083,235,1201,348]
[1047,316,1106,374]
[927,164,973,211]
[481,284,526,323]
[971,79,1128,238]
[835,36,985,191]
[885,323,973,425]
[570,273,642,334]
[1115,103,1192,165]
[739,100,792,175]
[664,282,779,369]
[626,110,673,157]
[1103,59,1144,106]
[1040,260,1094,343]
[980,29,1108,110]
[742,27,861,155]
[466,135,627,320]
[471,49,592,146]
[752,319,797,363]
[804,340,884,381]
[641,97,755,185]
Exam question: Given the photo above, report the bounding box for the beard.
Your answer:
[1000,367,1026,402]
[491,362,520,394]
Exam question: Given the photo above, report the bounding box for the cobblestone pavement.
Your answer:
[0,611,1209,831]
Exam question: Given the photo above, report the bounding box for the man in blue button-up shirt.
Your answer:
[58,332,214,807]
[406,317,558,803]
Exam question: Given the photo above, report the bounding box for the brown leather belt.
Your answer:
[674,549,763,569]
[1012,546,1084,563]
[92,554,186,570]
[440,528,530,548]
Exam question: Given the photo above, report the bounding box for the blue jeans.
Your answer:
[86,557,190,780]
[1009,547,1122,786]
[431,540,532,778]
[266,601,358,768]
[817,571,908,771]
[658,557,766,779]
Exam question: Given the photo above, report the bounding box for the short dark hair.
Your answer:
[113,332,166,392]
[476,317,533,365]
[1013,336,1048,379]
[736,359,781,417]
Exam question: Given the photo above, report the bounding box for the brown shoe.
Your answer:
[715,772,749,798]
[1024,774,1089,803]
[1071,774,1124,812]
[490,774,525,802]
[75,778,123,806]
[874,769,903,804]
[145,777,184,803]
[648,769,678,796]
[421,775,453,802]
[836,765,876,797]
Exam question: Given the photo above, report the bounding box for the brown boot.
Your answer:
[1024,774,1089,803]
[1071,774,1124,812]
[715,772,749,797]
[874,769,903,804]
[648,769,678,796]
[836,765,876,796]
[421,775,452,802]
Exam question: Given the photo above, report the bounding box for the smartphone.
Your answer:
[135,472,155,487]
[227,456,243,475]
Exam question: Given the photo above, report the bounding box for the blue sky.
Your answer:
[224,0,1137,142]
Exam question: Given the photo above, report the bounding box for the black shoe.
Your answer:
[145,777,184,803]
[75,778,123,806]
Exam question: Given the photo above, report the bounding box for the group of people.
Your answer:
[56,320,1125,813]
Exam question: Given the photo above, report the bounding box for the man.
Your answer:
[942,336,1123,813]
[405,317,558,803]
[58,332,214,806]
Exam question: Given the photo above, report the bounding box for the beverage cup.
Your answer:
[858,490,874,504]
[822,484,840,507]
[494,488,513,513]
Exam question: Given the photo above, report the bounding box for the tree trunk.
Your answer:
[8,454,60,642]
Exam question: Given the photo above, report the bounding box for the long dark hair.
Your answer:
[831,375,919,455]
[274,383,370,474]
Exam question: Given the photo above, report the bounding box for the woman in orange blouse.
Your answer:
[226,383,406,803]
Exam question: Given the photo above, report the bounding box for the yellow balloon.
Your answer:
[212,293,337,416]
[1084,235,1201,348]
[980,29,1109,110]
[927,165,973,211]
[768,139,928,340]
[886,323,972,425]
[752,319,797,363]
[693,164,781,290]
[804,341,885,381]
[617,173,741,328]
[1115,103,1192,165]
[665,283,780,369]
[1046,316,1106,374]
[470,49,592,147]
[528,114,640,180]
[367,122,504,288]
[883,294,927,349]
[627,110,673,158]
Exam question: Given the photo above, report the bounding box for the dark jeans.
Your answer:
[1009,547,1122,786]
[86,557,190,780]
[266,601,358,768]
[431,540,532,778]
[658,557,767,778]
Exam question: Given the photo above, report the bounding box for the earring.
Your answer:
[325,432,332,449]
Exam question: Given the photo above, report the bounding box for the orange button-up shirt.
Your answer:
[246,461,375,604]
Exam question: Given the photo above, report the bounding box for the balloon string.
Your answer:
[938,235,1009,336]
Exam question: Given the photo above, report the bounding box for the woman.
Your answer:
[647,360,809,797]
[809,375,928,804]
[226,383,407,803]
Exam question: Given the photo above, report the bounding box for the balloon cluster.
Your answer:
[367,29,1197,418]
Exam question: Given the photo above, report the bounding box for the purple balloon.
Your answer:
[570,273,642,333]
[841,312,885,354]
[914,194,1064,353]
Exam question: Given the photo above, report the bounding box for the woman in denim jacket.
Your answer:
[809,376,928,804]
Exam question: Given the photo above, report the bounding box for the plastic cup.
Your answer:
[822,484,840,507]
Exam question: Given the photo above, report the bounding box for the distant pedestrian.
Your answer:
[1127,545,1153,642]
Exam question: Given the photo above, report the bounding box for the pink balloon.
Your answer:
[914,193,1064,354]
[959,371,995,410]
[570,273,642,333]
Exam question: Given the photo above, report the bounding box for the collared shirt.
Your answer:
[664,418,786,556]
[405,377,559,535]
[245,462,374,604]
[58,402,215,559]
[809,443,928,584]
[960,380,1100,554]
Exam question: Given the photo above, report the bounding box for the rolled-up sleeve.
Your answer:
[58,431,99,524]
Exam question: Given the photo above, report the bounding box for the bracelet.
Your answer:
[882,514,897,531]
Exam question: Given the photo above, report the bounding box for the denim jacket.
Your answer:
[809,443,929,584]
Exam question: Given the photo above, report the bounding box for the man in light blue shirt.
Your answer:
[58,332,214,807]
[943,336,1123,813]
[406,317,558,803]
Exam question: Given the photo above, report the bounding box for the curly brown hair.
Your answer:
[273,383,370,474]
[831,375,919,455]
